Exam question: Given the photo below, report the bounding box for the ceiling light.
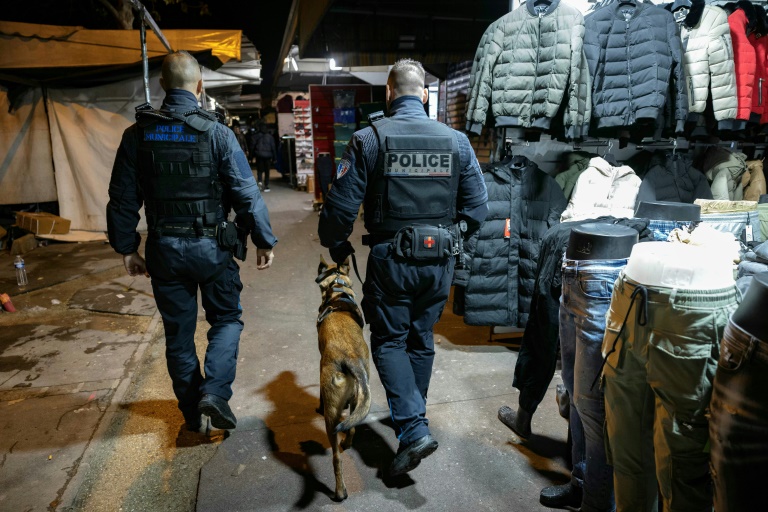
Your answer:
[290,57,298,71]
[329,58,342,71]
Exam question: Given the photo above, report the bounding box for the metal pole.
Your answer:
[129,0,173,53]
[139,8,151,105]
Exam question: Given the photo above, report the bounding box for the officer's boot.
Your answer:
[497,405,532,440]
[539,482,582,509]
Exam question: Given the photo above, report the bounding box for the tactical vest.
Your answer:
[365,117,461,235]
[135,108,222,233]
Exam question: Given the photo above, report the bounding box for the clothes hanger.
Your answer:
[602,139,618,166]
[670,0,692,11]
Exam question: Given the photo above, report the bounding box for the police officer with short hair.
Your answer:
[318,59,488,476]
[107,50,277,433]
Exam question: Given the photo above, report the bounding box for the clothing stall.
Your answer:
[459,1,768,511]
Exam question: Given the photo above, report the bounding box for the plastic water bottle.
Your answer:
[14,255,28,287]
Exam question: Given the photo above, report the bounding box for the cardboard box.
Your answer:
[16,212,71,235]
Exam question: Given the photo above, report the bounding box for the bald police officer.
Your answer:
[107,51,277,432]
[318,59,488,476]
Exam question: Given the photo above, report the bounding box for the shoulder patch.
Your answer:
[337,158,351,180]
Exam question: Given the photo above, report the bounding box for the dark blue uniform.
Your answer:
[318,96,488,447]
[107,89,277,424]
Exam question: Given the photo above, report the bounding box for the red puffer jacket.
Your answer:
[749,33,767,123]
[729,9,756,121]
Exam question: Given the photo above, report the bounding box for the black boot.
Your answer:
[498,405,532,440]
[539,483,582,509]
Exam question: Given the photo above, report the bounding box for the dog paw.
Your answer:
[332,490,348,502]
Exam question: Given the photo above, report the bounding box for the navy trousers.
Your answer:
[146,236,243,422]
[362,242,453,446]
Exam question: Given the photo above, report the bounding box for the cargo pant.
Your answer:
[560,259,626,512]
[602,273,737,512]
[709,320,768,512]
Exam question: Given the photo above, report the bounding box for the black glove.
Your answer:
[329,241,354,266]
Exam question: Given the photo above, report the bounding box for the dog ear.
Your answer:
[319,255,329,275]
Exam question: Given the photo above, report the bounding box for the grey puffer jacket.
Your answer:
[701,147,748,201]
[467,0,591,139]
[665,0,738,129]
[464,156,567,328]
[584,2,688,133]
[635,152,713,204]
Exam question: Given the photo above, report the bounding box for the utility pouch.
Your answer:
[217,222,248,261]
[393,224,452,261]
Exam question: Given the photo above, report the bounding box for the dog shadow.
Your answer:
[509,431,570,483]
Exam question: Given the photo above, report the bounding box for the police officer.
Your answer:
[318,59,488,476]
[107,51,277,432]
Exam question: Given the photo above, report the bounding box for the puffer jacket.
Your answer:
[555,151,595,200]
[743,159,767,201]
[635,152,713,204]
[464,156,567,328]
[701,147,748,200]
[560,157,642,222]
[665,1,738,129]
[467,0,591,139]
[584,2,687,133]
[748,32,768,123]
[727,8,756,124]
[466,13,510,133]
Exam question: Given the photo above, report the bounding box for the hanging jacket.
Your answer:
[665,1,738,129]
[464,156,566,328]
[748,32,768,123]
[701,147,748,200]
[584,1,687,133]
[635,152,713,204]
[743,159,767,201]
[466,13,510,133]
[727,8,756,125]
[467,0,591,139]
[555,151,595,200]
[560,157,642,222]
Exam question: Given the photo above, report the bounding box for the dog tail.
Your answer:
[334,359,371,433]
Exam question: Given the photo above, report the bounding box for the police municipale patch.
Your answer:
[337,158,351,180]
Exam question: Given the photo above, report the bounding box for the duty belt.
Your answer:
[362,233,395,246]
[156,224,217,238]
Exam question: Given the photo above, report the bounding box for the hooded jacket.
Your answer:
[635,152,713,204]
[665,1,738,129]
[467,0,591,139]
[555,151,595,200]
[584,1,688,133]
[727,8,756,124]
[701,147,748,200]
[464,156,566,328]
[560,157,642,222]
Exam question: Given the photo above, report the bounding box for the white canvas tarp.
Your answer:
[46,72,165,232]
[0,87,57,204]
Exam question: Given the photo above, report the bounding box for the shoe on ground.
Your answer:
[498,405,532,440]
[264,188,271,192]
[389,434,438,477]
[540,482,582,508]
[198,394,237,430]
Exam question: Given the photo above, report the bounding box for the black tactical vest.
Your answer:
[365,117,461,235]
[135,108,222,230]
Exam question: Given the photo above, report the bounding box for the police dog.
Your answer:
[316,256,371,501]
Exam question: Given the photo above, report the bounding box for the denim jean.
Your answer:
[560,258,625,512]
[709,320,768,512]
[647,220,691,242]
[602,273,737,512]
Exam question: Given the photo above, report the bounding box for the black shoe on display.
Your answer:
[198,394,237,430]
[389,434,439,477]
[539,483,582,509]
[498,405,532,440]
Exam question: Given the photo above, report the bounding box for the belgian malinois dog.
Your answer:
[316,256,371,501]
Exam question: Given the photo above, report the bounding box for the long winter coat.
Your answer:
[560,157,642,222]
[467,0,590,139]
[635,152,713,204]
[584,2,687,132]
[464,156,567,328]
[665,1,738,128]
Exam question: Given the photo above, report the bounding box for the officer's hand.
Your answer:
[256,248,274,270]
[329,241,354,266]
[123,252,149,277]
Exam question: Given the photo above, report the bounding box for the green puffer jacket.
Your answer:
[466,0,591,140]
[555,151,595,201]
[701,147,748,201]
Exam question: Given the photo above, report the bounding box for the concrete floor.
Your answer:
[0,171,570,512]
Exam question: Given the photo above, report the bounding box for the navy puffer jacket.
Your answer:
[635,152,713,204]
[464,156,567,328]
[584,2,688,133]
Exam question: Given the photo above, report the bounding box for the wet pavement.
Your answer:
[0,174,570,512]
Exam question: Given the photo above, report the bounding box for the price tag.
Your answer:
[746,224,754,242]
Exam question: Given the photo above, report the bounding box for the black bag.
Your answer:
[393,225,453,261]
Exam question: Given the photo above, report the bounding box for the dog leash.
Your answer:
[350,252,364,285]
